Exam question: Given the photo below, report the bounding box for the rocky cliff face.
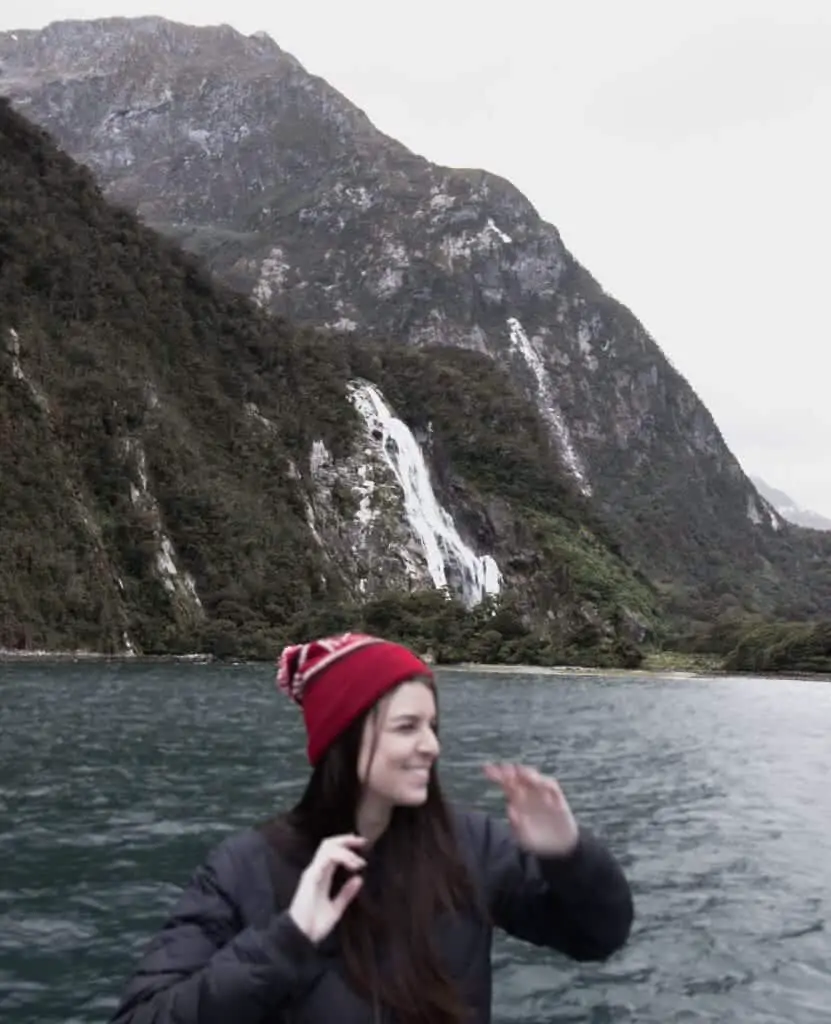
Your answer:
[2,16,830,625]
[0,96,655,661]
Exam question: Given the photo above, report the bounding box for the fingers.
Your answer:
[484,762,519,800]
[483,762,565,803]
[316,833,368,859]
[483,762,519,790]
[484,761,533,788]
[325,833,369,849]
[308,833,367,888]
[519,767,565,806]
[289,834,369,944]
[320,836,368,872]
[332,873,364,917]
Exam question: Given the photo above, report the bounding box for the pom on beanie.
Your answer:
[276,632,433,764]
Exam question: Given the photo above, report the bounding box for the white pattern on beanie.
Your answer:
[276,632,384,704]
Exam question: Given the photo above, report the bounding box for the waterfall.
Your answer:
[347,380,501,608]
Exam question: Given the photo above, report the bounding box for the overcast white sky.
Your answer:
[3,0,830,514]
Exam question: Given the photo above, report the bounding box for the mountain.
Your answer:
[3,16,830,630]
[0,96,657,664]
[751,477,831,532]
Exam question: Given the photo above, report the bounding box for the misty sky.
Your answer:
[2,0,829,514]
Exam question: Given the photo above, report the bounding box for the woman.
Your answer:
[109,632,634,1024]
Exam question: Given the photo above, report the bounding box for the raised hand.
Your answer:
[484,763,579,857]
[288,834,367,944]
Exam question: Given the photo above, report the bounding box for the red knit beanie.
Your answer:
[276,633,434,765]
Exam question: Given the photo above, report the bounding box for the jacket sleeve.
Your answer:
[108,836,324,1024]
[470,812,633,961]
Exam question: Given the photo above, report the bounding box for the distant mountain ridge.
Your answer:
[751,477,831,532]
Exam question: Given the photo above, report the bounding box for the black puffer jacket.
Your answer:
[108,808,633,1023]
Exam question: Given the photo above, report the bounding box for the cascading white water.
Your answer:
[347,380,501,608]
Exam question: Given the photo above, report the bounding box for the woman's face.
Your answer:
[357,680,440,808]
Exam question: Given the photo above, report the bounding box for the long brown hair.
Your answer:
[263,678,479,1024]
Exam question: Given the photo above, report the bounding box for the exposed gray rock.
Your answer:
[5,16,831,624]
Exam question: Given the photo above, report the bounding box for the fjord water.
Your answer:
[1,663,829,1023]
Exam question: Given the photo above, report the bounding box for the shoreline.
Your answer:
[0,648,700,674]
[0,648,213,663]
[2,649,829,683]
[437,662,728,681]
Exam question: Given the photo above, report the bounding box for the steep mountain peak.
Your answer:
[4,15,831,626]
[0,16,286,74]
[248,29,277,46]
[0,16,422,228]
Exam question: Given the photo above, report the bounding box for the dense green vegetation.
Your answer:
[721,621,831,675]
[290,589,644,669]
[0,96,361,656]
[3,97,828,674]
[667,614,831,676]
[0,97,654,665]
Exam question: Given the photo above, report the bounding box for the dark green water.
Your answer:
[1,663,829,1023]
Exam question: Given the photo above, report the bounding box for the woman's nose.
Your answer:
[418,728,440,756]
